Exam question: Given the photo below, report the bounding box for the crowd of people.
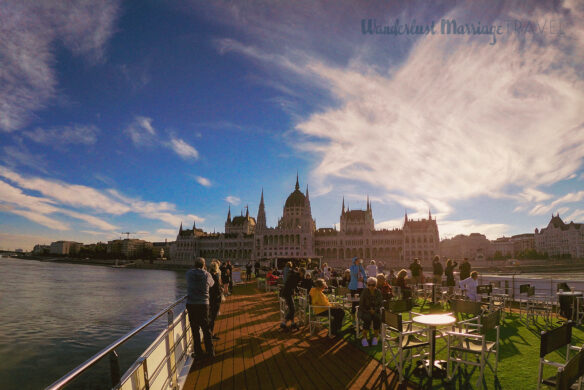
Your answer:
[185,255,478,358]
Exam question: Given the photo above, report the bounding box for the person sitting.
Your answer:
[459,271,479,301]
[339,269,351,287]
[266,268,279,286]
[309,278,345,336]
[376,273,393,301]
[395,269,411,299]
[359,277,384,347]
[299,271,313,292]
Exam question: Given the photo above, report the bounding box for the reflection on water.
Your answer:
[0,257,187,389]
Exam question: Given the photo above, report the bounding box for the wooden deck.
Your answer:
[183,282,417,390]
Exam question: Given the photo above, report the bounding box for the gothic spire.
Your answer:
[429,208,432,220]
[342,196,345,214]
[227,205,231,222]
[193,220,196,229]
[257,189,267,230]
[245,204,249,218]
[305,185,309,199]
[295,171,300,191]
[179,221,183,232]
[367,195,370,211]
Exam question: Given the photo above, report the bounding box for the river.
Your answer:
[0,256,187,390]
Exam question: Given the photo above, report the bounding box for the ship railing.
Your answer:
[46,295,192,390]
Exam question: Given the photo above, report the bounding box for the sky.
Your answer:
[0,0,583,251]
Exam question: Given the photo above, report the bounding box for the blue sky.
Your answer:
[1,0,583,251]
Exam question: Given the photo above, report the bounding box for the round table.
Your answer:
[412,314,457,379]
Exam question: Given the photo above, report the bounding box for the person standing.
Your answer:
[280,267,303,331]
[186,257,215,359]
[208,261,222,340]
[245,261,253,281]
[349,257,367,313]
[366,260,378,280]
[226,260,233,294]
[282,261,293,283]
[220,262,230,296]
[409,258,423,286]
[444,258,458,294]
[432,256,443,285]
[254,260,261,277]
[459,258,471,281]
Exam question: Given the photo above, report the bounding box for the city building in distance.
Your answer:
[169,175,439,268]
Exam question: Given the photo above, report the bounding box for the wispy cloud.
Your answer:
[225,196,241,205]
[0,166,204,233]
[195,176,212,187]
[0,1,120,132]
[529,191,584,216]
[202,1,584,235]
[125,116,157,146]
[168,137,199,160]
[125,116,200,160]
[23,124,99,145]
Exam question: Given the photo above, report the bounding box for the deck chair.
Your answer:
[519,284,532,320]
[381,310,430,385]
[308,295,333,338]
[538,322,583,389]
[446,309,501,390]
[296,287,308,325]
[450,299,485,331]
[555,349,584,390]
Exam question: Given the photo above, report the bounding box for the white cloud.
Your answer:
[0,1,120,132]
[565,209,584,223]
[125,116,157,146]
[195,176,212,187]
[529,191,584,216]
[209,2,584,229]
[156,228,178,236]
[0,166,205,232]
[23,124,99,145]
[168,137,199,160]
[438,220,510,241]
[225,196,241,205]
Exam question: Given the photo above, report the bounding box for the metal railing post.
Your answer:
[109,350,121,388]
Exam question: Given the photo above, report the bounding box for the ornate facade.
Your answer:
[535,214,584,259]
[169,176,440,267]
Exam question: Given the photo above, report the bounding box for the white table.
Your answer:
[412,314,456,379]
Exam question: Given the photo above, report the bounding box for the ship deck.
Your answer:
[183,282,416,390]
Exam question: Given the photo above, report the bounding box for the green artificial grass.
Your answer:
[341,302,584,389]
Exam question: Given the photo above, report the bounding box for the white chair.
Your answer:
[446,309,501,390]
[308,296,333,338]
[381,310,430,384]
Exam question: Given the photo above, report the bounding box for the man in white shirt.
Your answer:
[459,271,479,301]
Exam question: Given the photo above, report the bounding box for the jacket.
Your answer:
[349,261,367,290]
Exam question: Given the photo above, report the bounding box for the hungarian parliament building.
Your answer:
[169,176,439,268]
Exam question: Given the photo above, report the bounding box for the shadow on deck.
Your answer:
[182,282,417,390]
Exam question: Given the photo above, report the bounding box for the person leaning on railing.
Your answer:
[309,278,345,336]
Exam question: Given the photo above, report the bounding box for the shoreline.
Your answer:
[5,255,584,275]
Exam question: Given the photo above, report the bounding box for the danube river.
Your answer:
[0,256,187,390]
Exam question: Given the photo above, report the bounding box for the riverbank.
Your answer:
[7,255,192,271]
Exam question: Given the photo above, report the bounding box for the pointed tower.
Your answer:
[295,172,300,191]
[342,196,345,215]
[304,184,312,216]
[404,210,408,223]
[193,220,196,230]
[428,208,432,220]
[227,205,231,223]
[245,204,249,218]
[256,188,267,231]
[179,222,183,232]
